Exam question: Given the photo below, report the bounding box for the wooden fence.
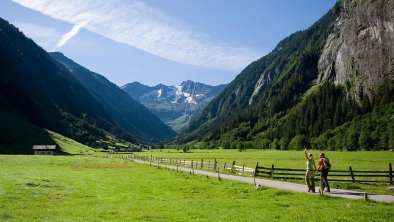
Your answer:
[96,154,393,184]
[254,162,393,184]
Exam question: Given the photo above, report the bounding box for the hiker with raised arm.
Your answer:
[316,152,331,193]
[304,149,317,193]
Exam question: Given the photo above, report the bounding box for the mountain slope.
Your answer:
[177,0,394,150]
[122,81,227,132]
[0,17,135,152]
[182,3,337,138]
[51,52,176,142]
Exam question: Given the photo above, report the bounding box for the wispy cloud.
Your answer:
[12,0,262,71]
[14,22,61,51]
[54,21,89,50]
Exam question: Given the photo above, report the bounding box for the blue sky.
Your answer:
[1,0,336,86]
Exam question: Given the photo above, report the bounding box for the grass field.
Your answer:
[141,149,394,170]
[139,149,394,195]
[0,155,393,221]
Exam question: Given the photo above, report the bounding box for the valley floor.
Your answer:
[142,149,394,195]
[132,158,394,203]
[0,155,393,221]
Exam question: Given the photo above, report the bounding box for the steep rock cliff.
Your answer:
[318,0,394,101]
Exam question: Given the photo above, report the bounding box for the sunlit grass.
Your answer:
[0,155,392,221]
[142,149,394,170]
[47,130,95,155]
[140,149,394,195]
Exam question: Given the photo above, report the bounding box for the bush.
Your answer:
[289,135,309,150]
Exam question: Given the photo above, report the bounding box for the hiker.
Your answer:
[304,149,316,193]
[316,152,331,193]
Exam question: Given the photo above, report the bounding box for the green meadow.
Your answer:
[140,149,394,195]
[142,149,394,170]
[0,155,393,221]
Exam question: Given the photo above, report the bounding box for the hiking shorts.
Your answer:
[306,170,315,178]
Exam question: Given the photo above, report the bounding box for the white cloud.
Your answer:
[14,22,61,50]
[12,0,262,71]
[55,21,89,50]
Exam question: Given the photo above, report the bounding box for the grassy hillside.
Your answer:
[47,130,95,155]
[0,155,392,221]
[0,107,119,155]
[0,110,54,154]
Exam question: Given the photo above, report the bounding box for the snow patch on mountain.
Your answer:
[121,80,227,132]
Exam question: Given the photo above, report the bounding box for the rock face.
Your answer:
[249,70,273,105]
[318,0,394,101]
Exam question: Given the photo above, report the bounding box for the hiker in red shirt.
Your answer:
[316,152,331,193]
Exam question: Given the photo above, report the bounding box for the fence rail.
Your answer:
[95,154,393,184]
[254,162,393,184]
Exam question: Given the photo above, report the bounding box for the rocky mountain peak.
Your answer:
[122,81,227,132]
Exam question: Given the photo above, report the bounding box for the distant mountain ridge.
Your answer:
[50,52,176,142]
[122,81,227,132]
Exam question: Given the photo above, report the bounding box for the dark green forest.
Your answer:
[174,2,394,151]
[0,18,135,152]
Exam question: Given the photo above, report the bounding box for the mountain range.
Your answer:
[122,81,226,132]
[50,52,176,142]
[0,17,174,153]
[1,0,393,153]
[175,0,394,151]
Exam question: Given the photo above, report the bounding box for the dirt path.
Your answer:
[133,159,394,203]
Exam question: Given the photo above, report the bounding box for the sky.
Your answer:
[1,0,336,87]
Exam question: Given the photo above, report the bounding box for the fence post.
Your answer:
[232,161,235,173]
[270,164,274,178]
[192,160,195,176]
[201,159,203,169]
[214,159,217,171]
[217,161,221,181]
[242,164,245,176]
[150,155,152,166]
[389,163,393,184]
[349,166,355,183]
[223,162,227,171]
[176,160,179,172]
[254,162,259,186]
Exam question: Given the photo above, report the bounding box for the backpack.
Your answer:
[324,158,331,169]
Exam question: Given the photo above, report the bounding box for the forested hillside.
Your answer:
[51,52,176,142]
[0,18,135,152]
[175,0,394,151]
